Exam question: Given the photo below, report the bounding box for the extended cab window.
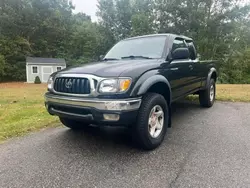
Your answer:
[187,42,197,60]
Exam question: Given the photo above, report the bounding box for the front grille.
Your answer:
[54,77,91,94]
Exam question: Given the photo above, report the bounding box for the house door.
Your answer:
[42,66,53,83]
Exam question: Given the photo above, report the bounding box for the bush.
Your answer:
[34,76,41,84]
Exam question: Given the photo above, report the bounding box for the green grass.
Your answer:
[0,83,58,142]
[188,84,250,102]
[0,83,250,143]
[216,84,250,102]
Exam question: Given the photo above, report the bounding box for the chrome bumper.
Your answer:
[44,93,142,111]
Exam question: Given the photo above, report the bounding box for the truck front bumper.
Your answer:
[44,93,141,126]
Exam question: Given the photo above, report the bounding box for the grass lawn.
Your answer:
[216,84,250,102]
[0,83,58,142]
[0,83,250,142]
[188,84,250,102]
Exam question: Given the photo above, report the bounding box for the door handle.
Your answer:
[189,65,193,70]
[170,68,179,71]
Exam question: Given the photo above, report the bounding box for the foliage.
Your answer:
[34,76,41,84]
[131,13,154,36]
[97,0,250,84]
[67,21,114,65]
[0,55,5,81]
[219,49,250,84]
[97,0,155,39]
[0,0,250,83]
[0,0,112,81]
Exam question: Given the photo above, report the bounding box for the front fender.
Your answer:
[138,75,171,95]
[130,71,171,102]
[130,72,172,127]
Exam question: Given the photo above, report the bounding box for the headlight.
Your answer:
[47,76,53,91]
[98,78,131,93]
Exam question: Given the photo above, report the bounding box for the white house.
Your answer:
[26,57,66,83]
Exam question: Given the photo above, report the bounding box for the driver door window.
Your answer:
[172,39,188,54]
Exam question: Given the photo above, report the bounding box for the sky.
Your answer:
[72,0,98,22]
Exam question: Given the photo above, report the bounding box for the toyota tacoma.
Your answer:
[45,34,217,150]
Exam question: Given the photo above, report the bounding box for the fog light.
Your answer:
[103,114,120,121]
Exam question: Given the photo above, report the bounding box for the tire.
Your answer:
[133,93,168,150]
[59,117,90,130]
[199,79,216,108]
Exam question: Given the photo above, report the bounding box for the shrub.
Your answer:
[34,76,41,84]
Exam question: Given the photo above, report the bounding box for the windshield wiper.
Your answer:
[102,58,119,61]
[121,55,153,59]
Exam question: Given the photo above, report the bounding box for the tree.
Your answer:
[0,55,5,81]
[97,0,117,39]
[68,21,101,64]
[1,0,250,83]
[0,0,75,81]
[131,13,154,36]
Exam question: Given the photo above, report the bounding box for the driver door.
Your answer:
[167,39,193,100]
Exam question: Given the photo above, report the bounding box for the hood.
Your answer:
[59,59,163,78]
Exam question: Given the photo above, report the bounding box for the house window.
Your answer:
[32,66,38,74]
[57,67,62,71]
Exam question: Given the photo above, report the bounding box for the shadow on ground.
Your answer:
[54,99,203,151]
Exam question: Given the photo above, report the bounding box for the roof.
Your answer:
[26,57,66,65]
[124,33,193,42]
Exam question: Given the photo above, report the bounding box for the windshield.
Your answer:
[104,36,167,60]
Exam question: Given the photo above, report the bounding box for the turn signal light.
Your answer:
[119,79,131,92]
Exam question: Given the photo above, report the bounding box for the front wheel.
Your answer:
[133,93,168,150]
[199,79,216,108]
[59,117,90,130]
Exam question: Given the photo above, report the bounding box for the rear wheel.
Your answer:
[199,79,216,108]
[133,93,168,150]
[59,117,90,130]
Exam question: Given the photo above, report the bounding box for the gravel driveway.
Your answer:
[0,101,250,188]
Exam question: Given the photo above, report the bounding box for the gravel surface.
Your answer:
[0,101,250,188]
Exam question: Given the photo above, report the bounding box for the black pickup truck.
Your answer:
[45,34,217,150]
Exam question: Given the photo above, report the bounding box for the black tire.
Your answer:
[199,79,216,108]
[59,117,90,130]
[133,93,168,150]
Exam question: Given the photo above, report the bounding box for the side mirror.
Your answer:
[171,48,190,60]
[99,55,104,61]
